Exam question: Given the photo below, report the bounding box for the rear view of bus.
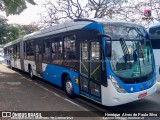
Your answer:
[148,23,160,79]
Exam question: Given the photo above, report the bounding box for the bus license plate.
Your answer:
[138,92,147,98]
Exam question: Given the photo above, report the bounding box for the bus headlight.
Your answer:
[110,76,126,93]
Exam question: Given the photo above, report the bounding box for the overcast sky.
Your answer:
[5,0,43,25]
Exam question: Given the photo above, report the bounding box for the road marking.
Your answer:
[36,83,89,111]
[64,98,89,111]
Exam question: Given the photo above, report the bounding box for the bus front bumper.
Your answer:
[101,80,157,106]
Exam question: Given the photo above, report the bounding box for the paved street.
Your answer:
[0,58,160,120]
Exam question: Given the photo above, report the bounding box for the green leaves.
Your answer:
[0,17,20,44]
[0,0,36,16]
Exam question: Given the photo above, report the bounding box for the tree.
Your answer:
[39,0,88,27]
[87,0,125,18]
[0,0,36,15]
[113,0,160,27]
[39,0,125,28]
[0,17,20,44]
[17,23,40,36]
[39,0,159,28]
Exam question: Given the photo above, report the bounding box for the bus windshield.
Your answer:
[104,23,154,83]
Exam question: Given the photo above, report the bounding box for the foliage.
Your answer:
[0,0,36,16]
[17,24,40,36]
[0,17,20,44]
[39,0,160,28]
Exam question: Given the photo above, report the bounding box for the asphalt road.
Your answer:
[0,58,160,120]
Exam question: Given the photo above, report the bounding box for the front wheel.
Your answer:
[64,76,75,98]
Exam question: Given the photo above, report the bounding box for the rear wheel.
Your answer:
[64,76,74,98]
[29,66,34,79]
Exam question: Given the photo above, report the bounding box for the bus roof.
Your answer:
[5,18,141,46]
[22,18,140,41]
[4,38,22,48]
[149,22,160,29]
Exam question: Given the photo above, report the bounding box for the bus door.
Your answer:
[35,40,43,76]
[80,40,102,100]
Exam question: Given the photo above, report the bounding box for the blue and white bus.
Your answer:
[4,18,157,106]
[148,22,160,80]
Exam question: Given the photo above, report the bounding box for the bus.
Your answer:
[148,22,160,80]
[4,18,157,106]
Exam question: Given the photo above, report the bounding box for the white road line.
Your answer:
[64,98,89,111]
[36,83,89,111]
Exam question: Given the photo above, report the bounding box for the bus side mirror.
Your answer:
[106,40,112,57]
[97,33,112,57]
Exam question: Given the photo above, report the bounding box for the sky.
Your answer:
[3,0,44,25]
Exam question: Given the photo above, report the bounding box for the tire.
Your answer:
[29,66,34,79]
[64,76,75,98]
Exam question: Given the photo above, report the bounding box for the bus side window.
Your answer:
[26,40,34,61]
[17,43,20,59]
[151,40,160,49]
[43,39,51,63]
[63,35,76,69]
[51,37,63,65]
[64,35,76,60]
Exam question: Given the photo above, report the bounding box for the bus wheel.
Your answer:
[64,76,74,98]
[29,67,34,79]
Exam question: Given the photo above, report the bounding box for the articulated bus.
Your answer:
[4,18,157,106]
[148,22,160,80]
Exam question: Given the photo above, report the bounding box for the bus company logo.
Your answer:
[142,10,153,20]
[146,81,151,86]
[140,85,144,90]
[144,10,151,17]
[2,112,11,118]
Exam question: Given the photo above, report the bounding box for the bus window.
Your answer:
[64,35,76,60]
[51,37,63,65]
[26,40,34,61]
[9,46,13,58]
[63,35,76,69]
[150,40,160,49]
[13,44,17,59]
[43,39,51,63]
[90,42,101,82]
[17,43,20,59]
[4,48,7,56]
